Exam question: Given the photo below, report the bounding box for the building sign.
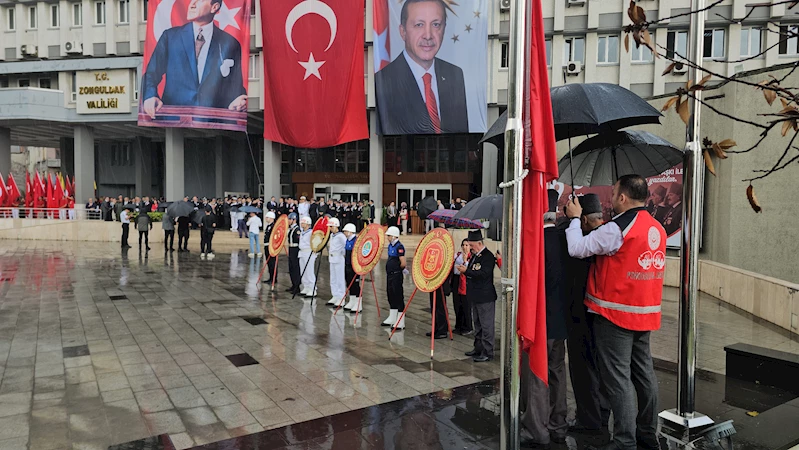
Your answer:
[76,70,131,114]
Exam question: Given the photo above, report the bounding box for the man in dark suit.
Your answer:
[375,0,468,134]
[662,183,682,236]
[141,0,247,118]
[456,230,497,363]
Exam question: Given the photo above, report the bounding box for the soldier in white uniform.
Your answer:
[326,218,348,307]
[298,216,317,297]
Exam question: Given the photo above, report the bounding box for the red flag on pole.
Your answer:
[33,172,44,209]
[25,171,32,208]
[0,173,7,207]
[46,174,56,210]
[517,0,559,384]
[372,0,391,72]
[260,0,368,147]
[7,173,20,206]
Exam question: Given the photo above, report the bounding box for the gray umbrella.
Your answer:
[165,201,194,217]
[558,130,683,187]
[454,194,504,220]
[416,196,438,220]
[122,203,137,211]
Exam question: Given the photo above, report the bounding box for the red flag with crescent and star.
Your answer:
[261,0,368,148]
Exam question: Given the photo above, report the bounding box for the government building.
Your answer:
[1,0,797,212]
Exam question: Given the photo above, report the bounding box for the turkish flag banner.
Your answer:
[261,0,368,148]
[139,0,251,131]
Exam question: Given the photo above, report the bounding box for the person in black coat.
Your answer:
[456,230,497,363]
[177,215,191,252]
[262,212,278,283]
[309,199,319,225]
[200,206,217,259]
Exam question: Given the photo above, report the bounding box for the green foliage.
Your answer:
[130,211,164,222]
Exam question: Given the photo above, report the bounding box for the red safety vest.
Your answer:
[585,210,666,331]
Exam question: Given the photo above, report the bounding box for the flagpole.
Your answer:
[499,0,527,447]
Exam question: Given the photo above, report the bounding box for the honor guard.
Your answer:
[298,216,317,298]
[286,213,301,294]
[383,226,406,330]
[342,223,362,313]
[326,218,348,307]
[262,212,277,283]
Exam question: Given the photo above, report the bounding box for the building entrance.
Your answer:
[314,184,370,202]
[396,184,452,208]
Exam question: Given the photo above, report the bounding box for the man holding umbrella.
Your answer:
[564,175,666,450]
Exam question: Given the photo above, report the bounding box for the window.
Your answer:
[133,71,138,100]
[740,27,763,57]
[666,30,688,59]
[597,35,619,64]
[250,0,255,16]
[631,42,653,62]
[28,5,36,29]
[780,25,799,55]
[249,54,259,79]
[563,36,585,64]
[118,0,128,23]
[142,0,147,22]
[6,7,14,30]
[500,41,508,68]
[73,3,82,26]
[19,79,30,87]
[39,78,51,89]
[545,38,552,66]
[71,71,76,101]
[94,1,105,24]
[703,29,725,59]
[50,4,59,27]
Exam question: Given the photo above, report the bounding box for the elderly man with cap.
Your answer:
[564,175,666,450]
[662,183,682,236]
[383,226,406,329]
[262,211,278,284]
[456,230,497,363]
[326,218,347,306]
[342,223,362,312]
[564,193,610,435]
[519,190,570,448]
[298,215,317,297]
[298,196,310,219]
[286,213,302,294]
[646,185,668,225]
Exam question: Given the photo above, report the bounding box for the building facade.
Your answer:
[1,0,798,211]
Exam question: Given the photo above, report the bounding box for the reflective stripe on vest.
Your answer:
[585,293,662,314]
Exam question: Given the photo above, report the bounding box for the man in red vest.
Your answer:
[565,174,666,450]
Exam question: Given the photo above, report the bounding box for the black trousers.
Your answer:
[121,223,129,247]
[567,307,610,429]
[266,255,278,281]
[453,291,472,332]
[429,288,448,335]
[178,230,189,250]
[386,272,404,311]
[288,250,301,290]
[472,301,496,359]
[345,266,361,297]
[164,230,175,250]
[201,230,214,253]
[138,230,149,248]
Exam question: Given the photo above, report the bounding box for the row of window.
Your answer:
[4,0,148,30]
[499,27,797,68]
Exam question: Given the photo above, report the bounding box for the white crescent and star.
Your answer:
[285,0,338,81]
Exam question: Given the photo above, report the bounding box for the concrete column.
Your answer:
[74,125,95,203]
[165,128,184,201]
[482,107,500,196]
[215,137,224,197]
[129,0,139,53]
[105,0,116,54]
[263,139,281,198]
[134,137,152,196]
[368,111,384,224]
[82,0,93,56]
[0,128,11,177]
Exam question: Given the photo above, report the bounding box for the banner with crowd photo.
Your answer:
[138,0,250,131]
[552,164,684,248]
[374,0,487,135]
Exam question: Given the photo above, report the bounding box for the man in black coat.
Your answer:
[375,0,468,134]
[309,199,319,225]
[520,190,570,447]
[262,212,278,284]
[456,230,497,363]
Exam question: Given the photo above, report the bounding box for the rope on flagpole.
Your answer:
[498,168,529,189]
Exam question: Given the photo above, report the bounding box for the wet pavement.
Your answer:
[0,241,796,449]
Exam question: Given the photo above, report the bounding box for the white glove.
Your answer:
[402,268,409,276]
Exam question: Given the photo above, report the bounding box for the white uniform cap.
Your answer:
[300,196,306,200]
[343,223,357,233]
[266,211,276,219]
[300,216,312,224]
[327,218,341,228]
[386,226,400,237]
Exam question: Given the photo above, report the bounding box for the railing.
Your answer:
[0,207,105,221]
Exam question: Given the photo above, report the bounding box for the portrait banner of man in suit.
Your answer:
[550,164,684,248]
[138,0,250,131]
[374,0,487,135]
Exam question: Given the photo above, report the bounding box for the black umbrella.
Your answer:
[479,110,508,148]
[122,203,137,211]
[454,194,504,220]
[190,210,204,225]
[416,196,438,220]
[558,130,683,187]
[156,202,173,212]
[166,201,194,217]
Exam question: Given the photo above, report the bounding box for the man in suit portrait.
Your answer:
[141,0,247,118]
[375,0,468,134]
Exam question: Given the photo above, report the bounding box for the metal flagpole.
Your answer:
[659,0,715,435]
[499,0,527,446]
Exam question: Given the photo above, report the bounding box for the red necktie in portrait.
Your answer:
[423,73,441,134]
